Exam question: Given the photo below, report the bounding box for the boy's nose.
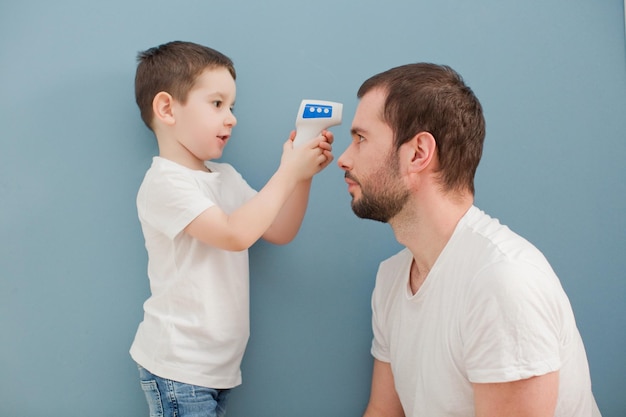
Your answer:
[226,113,237,127]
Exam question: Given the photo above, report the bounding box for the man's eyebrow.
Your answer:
[351,126,365,136]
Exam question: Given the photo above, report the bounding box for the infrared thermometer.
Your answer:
[293,99,343,147]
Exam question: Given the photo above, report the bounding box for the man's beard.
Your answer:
[348,155,410,223]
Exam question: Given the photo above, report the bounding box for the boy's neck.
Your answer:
[156,136,210,172]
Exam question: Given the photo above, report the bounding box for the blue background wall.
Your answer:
[1,1,624,416]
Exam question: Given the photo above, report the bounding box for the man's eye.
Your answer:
[357,135,365,143]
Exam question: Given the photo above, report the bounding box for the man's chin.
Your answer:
[351,207,382,223]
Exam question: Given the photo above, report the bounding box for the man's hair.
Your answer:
[134,41,236,130]
[358,63,485,195]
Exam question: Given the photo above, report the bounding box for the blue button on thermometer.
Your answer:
[293,99,343,147]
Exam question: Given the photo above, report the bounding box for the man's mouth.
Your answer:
[344,173,360,194]
[344,172,359,186]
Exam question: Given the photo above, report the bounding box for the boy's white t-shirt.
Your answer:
[130,157,257,389]
[371,206,598,416]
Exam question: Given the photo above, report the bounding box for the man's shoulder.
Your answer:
[376,248,412,283]
[460,207,538,256]
[380,247,411,265]
[454,208,555,286]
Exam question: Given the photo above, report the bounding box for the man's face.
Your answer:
[337,89,410,223]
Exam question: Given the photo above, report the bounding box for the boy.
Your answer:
[130,41,334,417]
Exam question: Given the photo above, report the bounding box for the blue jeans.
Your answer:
[137,365,230,417]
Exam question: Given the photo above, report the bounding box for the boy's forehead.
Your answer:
[194,67,236,92]
[197,66,234,80]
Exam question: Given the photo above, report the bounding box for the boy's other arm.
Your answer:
[184,135,331,251]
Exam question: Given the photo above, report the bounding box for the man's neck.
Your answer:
[391,192,473,294]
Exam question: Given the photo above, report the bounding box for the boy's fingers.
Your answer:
[318,141,332,151]
[321,130,334,144]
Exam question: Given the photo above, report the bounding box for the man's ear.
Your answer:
[152,91,176,126]
[405,131,437,174]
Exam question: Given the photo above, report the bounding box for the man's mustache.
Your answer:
[344,172,359,184]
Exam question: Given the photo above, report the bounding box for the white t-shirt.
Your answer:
[130,157,257,389]
[371,206,598,416]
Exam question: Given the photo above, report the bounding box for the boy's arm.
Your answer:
[261,179,312,245]
[184,135,331,251]
[263,130,334,244]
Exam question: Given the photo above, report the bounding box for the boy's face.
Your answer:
[172,67,237,163]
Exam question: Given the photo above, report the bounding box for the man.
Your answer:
[337,63,600,417]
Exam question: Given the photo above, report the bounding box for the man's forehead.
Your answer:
[359,88,387,108]
[353,89,387,126]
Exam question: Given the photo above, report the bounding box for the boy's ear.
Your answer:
[405,131,437,174]
[152,92,176,126]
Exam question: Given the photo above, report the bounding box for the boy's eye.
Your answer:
[213,100,222,108]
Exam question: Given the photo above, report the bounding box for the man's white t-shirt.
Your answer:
[371,206,598,416]
[130,157,257,389]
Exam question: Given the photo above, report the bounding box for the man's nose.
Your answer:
[337,147,352,171]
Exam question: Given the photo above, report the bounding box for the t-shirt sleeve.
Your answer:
[371,298,390,362]
[221,163,257,204]
[138,171,216,240]
[462,261,563,383]
[371,262,393,363]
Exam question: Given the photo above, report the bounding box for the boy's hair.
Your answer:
[358,63,485,195]
[135,41,236,130]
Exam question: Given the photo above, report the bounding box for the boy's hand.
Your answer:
[318,130,334,170]
[278,130,334,182]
